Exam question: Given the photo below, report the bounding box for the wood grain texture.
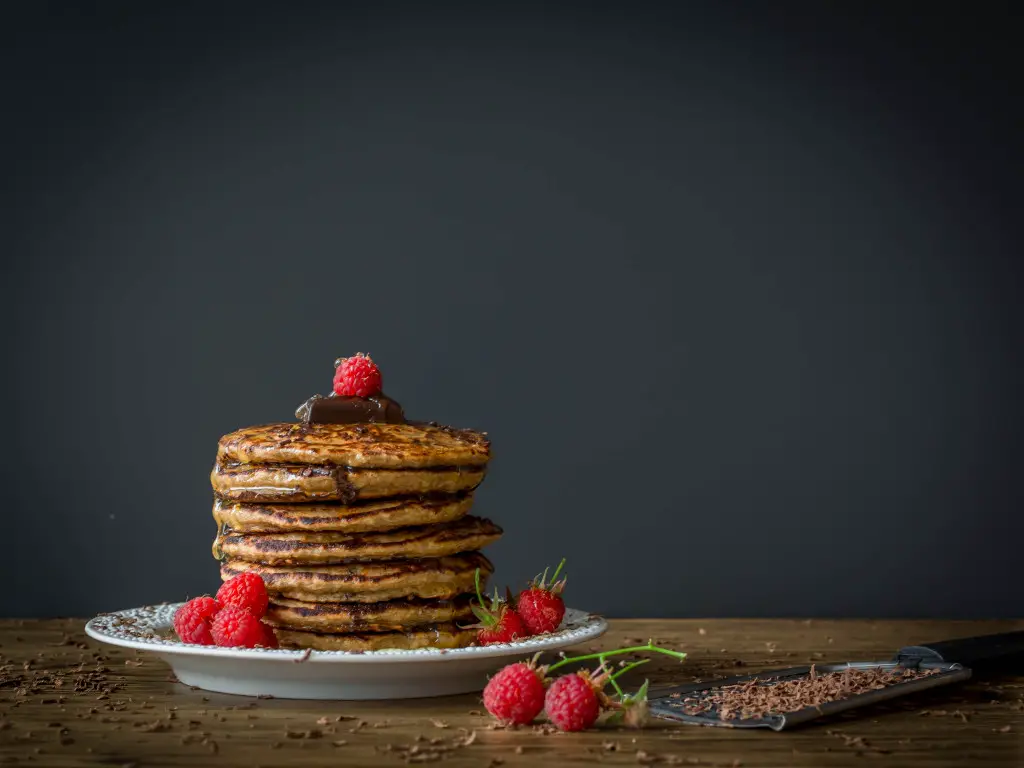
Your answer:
[1,619,1021,767]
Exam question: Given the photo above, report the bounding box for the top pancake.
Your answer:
[217,422,490,469]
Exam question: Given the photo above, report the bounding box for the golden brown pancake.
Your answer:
[213,516,502,565]
[213,494,474,534]
[217,422,490,469]
[210,461,486,503]
[265,595,475,632]
[220,553,492,602]
[275,624,477,651]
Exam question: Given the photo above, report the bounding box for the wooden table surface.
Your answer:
[1,618,1021,767]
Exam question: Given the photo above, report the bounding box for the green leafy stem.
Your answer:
[547,641,687,675]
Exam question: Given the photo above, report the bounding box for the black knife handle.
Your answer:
[897,630,1024,672]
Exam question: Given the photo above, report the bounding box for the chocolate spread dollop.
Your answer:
[295,392,406,425]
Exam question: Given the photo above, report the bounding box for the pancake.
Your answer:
[217,422,490,469]
[264,595,475,632]
[220,553,493,602]
[275,624,477,652]
[213,494,474,534]
[214,516,503,565]
[211,461,486,503]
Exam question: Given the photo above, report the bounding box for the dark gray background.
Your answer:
[3,2,1021,619]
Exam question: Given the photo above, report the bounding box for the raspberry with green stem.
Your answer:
[544,642,681,730]
[468,568,528,644]
[483,641,684,727]
[516,558,569,635]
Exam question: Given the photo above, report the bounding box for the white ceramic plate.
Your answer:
[85,604,607,700]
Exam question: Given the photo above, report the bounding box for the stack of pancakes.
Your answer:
[210,421,500,650]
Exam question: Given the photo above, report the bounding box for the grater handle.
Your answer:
[897,630,1024,672]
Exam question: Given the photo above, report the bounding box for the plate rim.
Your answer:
[85,603,608,664]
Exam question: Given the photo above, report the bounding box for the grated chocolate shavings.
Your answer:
[675,665,940,721]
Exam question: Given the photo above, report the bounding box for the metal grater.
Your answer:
[649,630,1024,731]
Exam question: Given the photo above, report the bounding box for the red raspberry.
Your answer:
[216,572,269,618]
[517,590,565,635]
[544,672,602,731]
[173,596,220,645]
[483,662,547,724]
[469,568,532,645]
[333,353,382,397]
[478,609,529,645]
[515,559,567,635]
[210,605,266,648]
